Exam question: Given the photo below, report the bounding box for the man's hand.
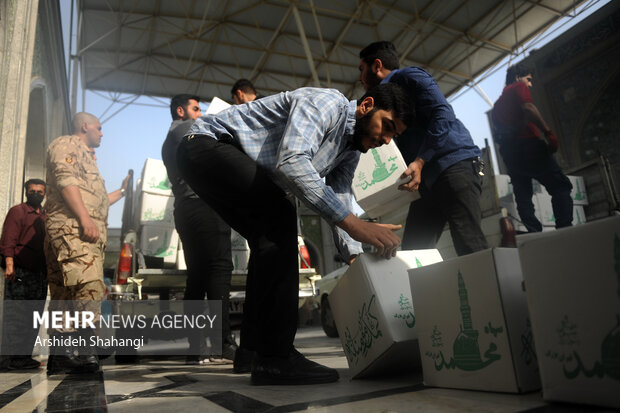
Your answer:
[338,214,402,260]
[121,174,130,191]
[4,257,16,281]
[544,130,559,153]
[399,158,425,192]
[79,216,100,243]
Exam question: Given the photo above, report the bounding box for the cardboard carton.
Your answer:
[518,217,620,408]
[138,191,175,225]
[329,250,443,378]
[409,248,540,393]
[206,97,231,115]
[140,158,173,196]
[232,249,250,271]
[139,224,179,265]
[352,140,419,219]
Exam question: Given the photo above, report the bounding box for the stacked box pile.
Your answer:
[137,158,178,266]
[495,174,587,231]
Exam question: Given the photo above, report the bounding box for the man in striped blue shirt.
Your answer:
[178,84,412,385]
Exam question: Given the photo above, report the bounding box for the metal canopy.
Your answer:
[76,0,585,102]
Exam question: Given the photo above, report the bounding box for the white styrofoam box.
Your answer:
[232,249,250,271]
[329,250,443,378]
[139,224,179,265]
[410,248,540,393]
[352,140,419,219]
[138,191,175,225]
[206,97,231,115]
[518,217,620,408]
[231,229,249,250]
[495,174,513,198]
[140,158,173,196]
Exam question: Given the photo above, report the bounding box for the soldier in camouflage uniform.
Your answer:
[44,112,127,374]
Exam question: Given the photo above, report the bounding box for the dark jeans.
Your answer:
[177,135,299,357]
[402,158,488,256]
[500,138,573,232]
[2,266,47,357]
[174,197,233,351]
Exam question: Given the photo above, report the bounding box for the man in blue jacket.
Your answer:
[358,41,488,256]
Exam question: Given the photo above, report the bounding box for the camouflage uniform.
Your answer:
[44,135,109,308]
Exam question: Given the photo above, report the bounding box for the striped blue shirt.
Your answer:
[186,87,363,257]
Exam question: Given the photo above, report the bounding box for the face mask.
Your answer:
[26,193,44,207]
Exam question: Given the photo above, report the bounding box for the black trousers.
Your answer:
[402,158,488,256]
[174,197,233,350]
[177,136,298,357]
[500,137,573,232]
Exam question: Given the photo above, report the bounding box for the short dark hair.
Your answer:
[231,79,257,97]
[360,83,415,128]
[170,94,200,120]
[24,179,46,192]
[359,41,400,71]
[505,62,534,85]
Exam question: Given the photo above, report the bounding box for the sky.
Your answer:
[59,0,608,228]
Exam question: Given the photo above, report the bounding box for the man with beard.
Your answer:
[177,84,413,385]
[358,41,488,256]
[162,94,237,364]
[0,179,48,370]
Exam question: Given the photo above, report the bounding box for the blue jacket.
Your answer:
[383,67,481,187]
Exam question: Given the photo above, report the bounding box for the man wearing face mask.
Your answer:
[0,179,48,370]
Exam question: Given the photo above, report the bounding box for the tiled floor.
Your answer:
[0,327,611,412]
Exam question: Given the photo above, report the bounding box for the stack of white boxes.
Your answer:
[137,158,179,266]
[495,174,588,231]
[352,140,419,219]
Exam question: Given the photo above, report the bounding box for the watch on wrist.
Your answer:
[121,188,126,196]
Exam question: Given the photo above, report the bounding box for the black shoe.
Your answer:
[251,348,339,385]
[7,356,40,370]
[47,355,84,375]
[233,347,255,374]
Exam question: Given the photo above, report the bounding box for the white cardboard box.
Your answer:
[206,96,231,114]
[231,229,249,250]
[329,250,443,378]
[352,140,419,219]
[568,175,588,205]
[232,249,250,271]
[495,174,513,198]
[139,224,179,265]
[409,248,540,393]
[518,217,620,408]
[140,158,173,196]
[138,191,175,225]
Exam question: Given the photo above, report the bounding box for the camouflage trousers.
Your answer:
[2,266,47,357]
[44,229,106,333]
